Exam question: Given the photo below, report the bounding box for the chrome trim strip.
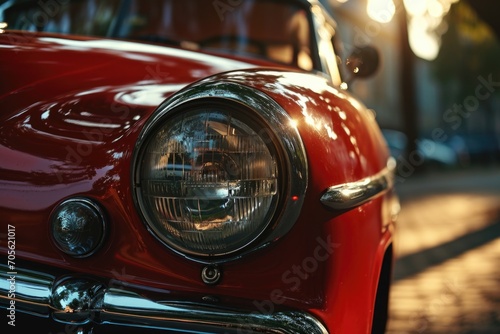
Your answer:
[320,158,395,211]
[0,266,54,316]
[102,289,328,333]
[0,265,328,334]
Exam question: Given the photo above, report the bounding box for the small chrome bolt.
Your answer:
[201,265,222,285]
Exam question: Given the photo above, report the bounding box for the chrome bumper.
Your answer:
[0,264,328,333]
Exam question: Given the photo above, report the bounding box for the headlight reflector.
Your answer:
[136,103,280,257]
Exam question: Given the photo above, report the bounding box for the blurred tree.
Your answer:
[432,1,500,162]
[464,0,500,40]
[434,2,500,90]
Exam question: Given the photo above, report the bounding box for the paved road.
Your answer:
[386,166,500,334]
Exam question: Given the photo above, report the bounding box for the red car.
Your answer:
[0,0,399,333]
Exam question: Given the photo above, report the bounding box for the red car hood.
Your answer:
[0,31,279,188]
[0,31,273,112]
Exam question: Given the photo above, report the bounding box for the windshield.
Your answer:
[1,0,315,70]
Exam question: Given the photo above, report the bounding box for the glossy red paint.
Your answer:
[210,70,394,332]
[0,31,394,333]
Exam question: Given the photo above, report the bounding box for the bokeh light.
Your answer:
[367,0,396,23]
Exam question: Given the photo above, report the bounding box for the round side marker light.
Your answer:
[50,198,107,258]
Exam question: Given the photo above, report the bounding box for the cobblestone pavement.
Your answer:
[386,166,500,334]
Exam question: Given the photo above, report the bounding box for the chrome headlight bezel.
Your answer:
[132,80,308,263]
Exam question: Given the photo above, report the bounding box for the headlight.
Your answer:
[133,81,307,260]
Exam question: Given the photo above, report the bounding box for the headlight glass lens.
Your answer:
[137,104,280,257]
[50,198,106,258]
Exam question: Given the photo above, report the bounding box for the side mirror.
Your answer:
[345,45,379,80]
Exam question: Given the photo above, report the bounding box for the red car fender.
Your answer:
[0,32,395,333]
